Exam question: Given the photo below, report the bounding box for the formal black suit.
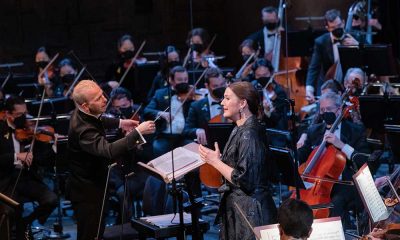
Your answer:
[297,120,370,226]
[67,109,144,240]
[0,120,57,233]
[183,97,211,140]
[305,32,335,95]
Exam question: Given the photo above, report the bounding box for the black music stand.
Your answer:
[205,122,234,150]
[384,125,400,164]
[338,44,398,77]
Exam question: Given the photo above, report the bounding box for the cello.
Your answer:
[291,90,354,218]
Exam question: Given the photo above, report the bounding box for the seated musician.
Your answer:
[306,9,359,103]
[183,67,227,145]
[0,95,57,236]
[107,87,149,222]
[142,66,193,215]
[297,92,370,229]
[53,58,78,97]
[247,6,280,60]
[237,39,257,82]
[104,34,145,96]
[35,46,57,97]
[185,28,212,68]
[278,199,313,240]
[252,58,288,146]
[147,45,181,102]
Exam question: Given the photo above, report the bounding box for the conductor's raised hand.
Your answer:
[199,142,221,167]
[120,119,139,133]
[136,121,156,135]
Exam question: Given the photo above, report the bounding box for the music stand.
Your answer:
[26,97,75,116]
[205,122,234,150]
[384,125,400,164]
[338,44,398,77]
[359,95,387,129]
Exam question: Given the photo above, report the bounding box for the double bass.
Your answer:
[291,90,353,218]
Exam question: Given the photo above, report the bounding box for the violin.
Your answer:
[15,125,55,143]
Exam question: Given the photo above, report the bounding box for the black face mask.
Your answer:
[120,50,135,61]
[332,28,344,39]
[13,114,26,129]
[175,82,190,94]
[211,87,226,100]
[352,25,362,31]
[257,77,270,87]
[119,106,133,119]
[321,112,337,125]
[61,74,76,84]
[36,61,49,69]
[168,60,181,69]
[264,21,278,31]
[242,54,251,62]
[192,43,204,53]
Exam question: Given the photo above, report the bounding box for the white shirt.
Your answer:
[263,27,276,54]
[207,94,222,119]
[163,95,185,134]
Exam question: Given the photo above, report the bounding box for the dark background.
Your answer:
[0,0,399,81]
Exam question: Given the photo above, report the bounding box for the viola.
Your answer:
[15,125,55,143]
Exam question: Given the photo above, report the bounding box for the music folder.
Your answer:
[255,217,345,240]
[353,163,390,224]
[137,142,204,183]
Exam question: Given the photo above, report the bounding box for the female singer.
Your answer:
[199,81,277,240]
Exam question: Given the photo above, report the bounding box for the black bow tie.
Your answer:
[333,39,342,44]
[267,33,275,38]
[211,101,221,106]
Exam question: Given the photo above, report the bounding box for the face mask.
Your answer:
[332,28,344,39]
[352,25,362,31]
[13,114,26,129]
[36,61,49,69]
[61,74,76,84]
[175,82,190,94]
[119,106,133,119]
[257,77,270,87]
[192,43,204,53]
[242,54,251,62]
[211,87,226,100]
[321,111,337,125]
[264,21,278,31]
[120,50,134,61]
[168,61,180,69]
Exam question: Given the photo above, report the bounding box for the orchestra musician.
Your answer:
[35,46,57,97]
[147,45,181,102]
[67,80,155,240]
[54,58,79,97]
[0,95,57,236]
[297,92,370,228]
[183,67,227,145]
[185,28,213,68]
[247,6,281,61]
[277,199,313,240]
[305,9,359,103]
[199,81,277,240]
[237,39,257,82]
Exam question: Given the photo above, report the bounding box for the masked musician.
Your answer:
[67,80,155,240]
[199,81,277,240]
[52,58,79,97]
[306,9,359,103]
[237,39,257,82]
[185,28,213,68]
[297,92,370,228]
[35,46,57,97]
[147,45,181,102]
[0,95,57,237]
[247,6,280,61]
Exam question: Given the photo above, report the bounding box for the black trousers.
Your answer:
[73,200,105,240]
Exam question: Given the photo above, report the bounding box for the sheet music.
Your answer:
[151,147,200,175]
[353,165,389,223]
[260,218,345,240]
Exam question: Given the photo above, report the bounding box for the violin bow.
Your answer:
[233,202,261,240]
[65,65,86,97]
[130,103,143,120]
[68,50,98,82]
[38,53,59,80]
[105,40,146,110]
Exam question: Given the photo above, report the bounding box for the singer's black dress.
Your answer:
[217,115,277,240]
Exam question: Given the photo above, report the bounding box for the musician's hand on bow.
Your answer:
[297,133,308,149]
[120,119,139,133]
[343,35,359,46]
[199,142,221,167]
[324,132,345,149]
[306,89,316,103]
[196,128,207,145]
[158,111,172,123]
[17,152,33,167]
